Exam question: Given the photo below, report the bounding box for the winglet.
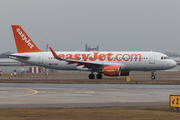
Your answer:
[49,47,58,58]
[49,47,64,61]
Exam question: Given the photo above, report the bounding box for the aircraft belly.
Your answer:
[125,62,143,70]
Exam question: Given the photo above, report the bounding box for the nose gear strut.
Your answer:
[151,71,156,80]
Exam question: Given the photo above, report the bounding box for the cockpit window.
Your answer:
[161,56,169,60]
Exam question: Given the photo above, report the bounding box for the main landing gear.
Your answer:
[151,71,156,80]
[96,73,102,79]
[89,74,95,79]
[88,73,103,79]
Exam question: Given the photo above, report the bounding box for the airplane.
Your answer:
[9,25,177,79]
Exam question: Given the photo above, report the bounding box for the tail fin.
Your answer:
[11,25,44,53]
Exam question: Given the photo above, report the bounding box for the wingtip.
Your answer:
[49,47,58,58]
[49,47,52,51]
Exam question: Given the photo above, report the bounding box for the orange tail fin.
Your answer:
[11,25,44,53]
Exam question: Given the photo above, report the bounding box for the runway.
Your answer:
[0,83,180,108]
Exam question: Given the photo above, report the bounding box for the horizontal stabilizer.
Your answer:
[8,54,30,60]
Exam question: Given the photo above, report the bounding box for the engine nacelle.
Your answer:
[103,66,130,76]
[103,66,120,76]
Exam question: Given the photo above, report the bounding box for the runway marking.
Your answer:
[65,92,71,93]
[74,91,80,93]
[1,91,8,93]
[0,87,38,98]
[84,91,95,93]
[16,91,24,93]
[65,91,95,94]
[41,91,46,93]
[0,89,94,96]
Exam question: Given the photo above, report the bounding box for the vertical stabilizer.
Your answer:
[12,25,44,53]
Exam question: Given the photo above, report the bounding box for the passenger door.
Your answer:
[149,53,155,64]
[38,53,44,64]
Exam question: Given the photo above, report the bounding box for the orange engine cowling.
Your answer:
[103,66,120,76]
[103,66,130,76]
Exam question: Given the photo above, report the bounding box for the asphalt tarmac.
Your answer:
[0,77,180,80]
[0,83,180,108]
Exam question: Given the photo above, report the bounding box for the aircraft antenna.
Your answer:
[46,44,48,52]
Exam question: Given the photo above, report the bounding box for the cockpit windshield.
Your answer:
[161,56,170,60]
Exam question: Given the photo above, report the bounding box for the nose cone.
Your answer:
[170,60,177,68]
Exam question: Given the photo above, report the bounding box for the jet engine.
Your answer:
[103,66,130,76]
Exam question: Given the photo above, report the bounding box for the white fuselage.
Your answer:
[9,51,177,71]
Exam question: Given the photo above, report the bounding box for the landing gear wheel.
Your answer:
[151,76,156,80]
[89,74,95,79]
[96,74,102,79]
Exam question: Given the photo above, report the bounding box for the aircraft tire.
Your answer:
[151,76,156,80]
[96,74,102,79]
[89,74,95,79]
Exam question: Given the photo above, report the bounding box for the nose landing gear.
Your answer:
[151,71,156,80]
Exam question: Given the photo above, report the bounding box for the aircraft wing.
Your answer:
[49,47,126,69]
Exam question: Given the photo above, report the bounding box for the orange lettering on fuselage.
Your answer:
[106,53,113,61]
[123,54,130,61]
[131,54,141,61]
[81,54,90,61]
[57,53,141,62]
[58,54,65,61]
[98,54,106,61]
[66,54,73,60]
[89,52,99,61]
[74,54,80,60]
[115,54,122,61]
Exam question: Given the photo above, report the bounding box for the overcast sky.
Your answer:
[0,0,180,53]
